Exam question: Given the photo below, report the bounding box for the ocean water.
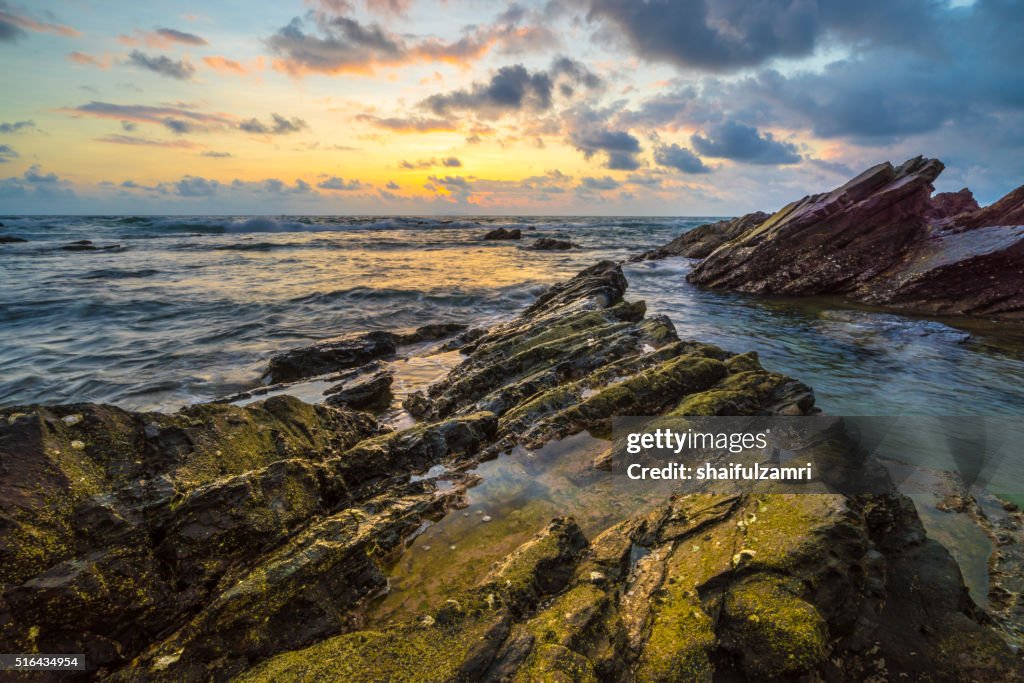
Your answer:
[2,214,1023,417]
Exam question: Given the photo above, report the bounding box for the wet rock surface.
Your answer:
[0,235,27,243]
[483,227,522,240]
[527,237,577,250]
[665,157,1024,320]
[1,263,1019,681]
[263,324,465,384]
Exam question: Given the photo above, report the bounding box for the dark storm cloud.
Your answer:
[584,0,940,73]
[654,143,711,173]
[691,121,800,165]
[155,27,208,46]
[127,51,196,80]
[239,114,309,135]
[570,128,642,170]
[423,57,601,118]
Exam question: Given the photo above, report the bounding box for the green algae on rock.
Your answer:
[1,261,1020,681]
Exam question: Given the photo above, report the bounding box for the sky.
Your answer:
[1,0,1022,215]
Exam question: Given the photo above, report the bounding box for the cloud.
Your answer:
[126,51,196,80]
[201,150,232,158]
[267,7,560,77]
[0,3,80,41]
[317,176,362,190]
[239,113,309,135]
[385,180,400,190]
[423,58,601,119]
[654,143,711,174]
[96,134,198,148]
[365,0,413,16]
[119,27,208,48]
[167,176,220,197]
[570,127,642,170]
[0,144,17,162]
[579,175,620,190]
[153,27,207,46]
[691,121,801,165]
[0,165,75,202]
[203,55,263,75]
[356,114,455,132]
[399,156,462,169]
[584,0,938,73]
[0,120,33,133]
[61,102,235,133]
[68,51,111,69]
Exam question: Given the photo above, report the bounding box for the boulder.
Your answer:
[482,227,521,240]
[527,237,576,250]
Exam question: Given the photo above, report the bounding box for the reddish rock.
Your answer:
[681,157,1024,320]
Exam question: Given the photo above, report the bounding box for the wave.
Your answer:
[81,268,160,280]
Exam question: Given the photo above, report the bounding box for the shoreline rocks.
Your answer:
[1,262,1019,681]
[644,156,1024,320]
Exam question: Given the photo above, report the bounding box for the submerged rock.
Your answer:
[61,240,122,252]
[527,237,577,250]
[483,227,522,240]
[668,157,1024,319]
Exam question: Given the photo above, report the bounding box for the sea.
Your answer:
[2,214,1023,418]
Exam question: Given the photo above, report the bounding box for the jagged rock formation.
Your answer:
[1,263,1019,681]
[633,211,770,261]
[670,157,1024,320]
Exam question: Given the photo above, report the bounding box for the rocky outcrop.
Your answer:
[263,324,466,384]
[483,227,521,240]
[0,236,27,244]
[527,237,577,250]
[1,262,1018,681]
[929,188,980,220]
[633,211,769,261]
[669,157,1024,319]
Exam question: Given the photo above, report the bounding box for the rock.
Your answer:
[393,322,467,345]
[482,227,521,240]
[324,370,393,411]
[929,188,980,219]
[679,157,1024,319]
[527,237,576,250]
[61,239,122,251]
[263,330,397,383]
[0,235,27,243]
[264,325,466,384]
[633,211,770,261]
[3,262,1018,681]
